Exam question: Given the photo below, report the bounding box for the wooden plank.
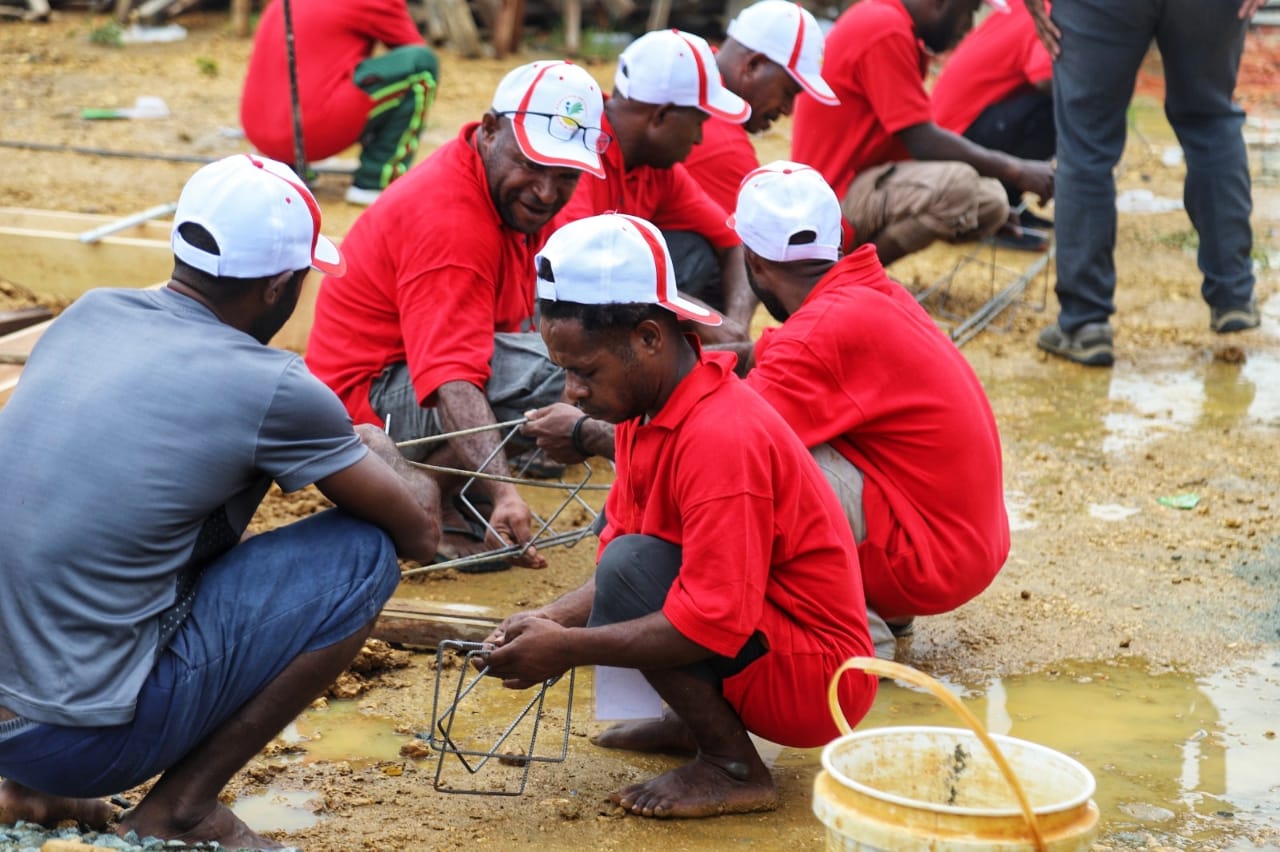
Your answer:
[492,0,525,59]
[231,0,252,37]
[647,0,672,30]
[0,319,52,408]
[437,0,481,58]
[564,0,581,56]
[373,598,501,647]
[0,307,53,337]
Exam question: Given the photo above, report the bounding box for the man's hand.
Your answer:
[1024,0,1061,58]
[483,616,574,689]
[488,490,546,568]
[1010,159,1054,203]
[522,403,588,464]
[692,314,750,346]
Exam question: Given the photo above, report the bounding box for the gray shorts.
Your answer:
[368,332,565,462]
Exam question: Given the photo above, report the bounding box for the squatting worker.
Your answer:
[241,0,440,206]
[482,213,877,819]
[0,154,440,848]
[306,61,608,572]
[522,165,1009,659]
[552,29,756,343]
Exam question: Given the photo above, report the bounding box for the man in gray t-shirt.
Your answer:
[0,155,440,849]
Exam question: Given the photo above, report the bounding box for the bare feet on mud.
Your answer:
[609,753,779,818]
[437,501,495,562]
[591,709,697,754]
[0,780,117,829]
[118,801,283,850]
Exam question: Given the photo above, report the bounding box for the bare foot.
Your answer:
[437,503,495,561]
[0,780,117,829]
[591,709,697,754]
[609,753,778,818]
[118,801,283,850]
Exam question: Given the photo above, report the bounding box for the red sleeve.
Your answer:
[858,31,934,134]
[648,165,740,250]
[399,262,498,406]
[348,0,425,47]
[683,120,760,214]
[660,426,775,657]
[1022,38,1053,85]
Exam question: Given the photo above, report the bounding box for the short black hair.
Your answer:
[171,222,265,297]
[538,298,677,359]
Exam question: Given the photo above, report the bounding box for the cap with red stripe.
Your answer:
[727,1,839,107]
[615,29,751,124]
[536,214,722,326]
[172,154,344,279]
[492,60,607,179]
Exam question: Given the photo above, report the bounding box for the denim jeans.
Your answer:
[1051,0,1254,332]
[0,510,399,798]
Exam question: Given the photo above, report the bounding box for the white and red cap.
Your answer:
[536,213,722,326]
[492,60,607,179]
[729,160,842,262]
[615,29,751,124]
[727,1,839,107]
[171,154,344,278]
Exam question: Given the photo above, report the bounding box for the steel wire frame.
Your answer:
[396,418,609,576]
[426,640,574,795]
[912,231,1054,347]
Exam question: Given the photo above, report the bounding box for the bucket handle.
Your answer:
[829,657,1047,852]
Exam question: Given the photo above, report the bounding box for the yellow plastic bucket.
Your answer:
[813,658,1099,851]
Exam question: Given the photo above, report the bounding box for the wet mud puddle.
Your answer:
[237,654,1280,846]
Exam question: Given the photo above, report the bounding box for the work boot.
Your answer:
[1037,321,1114,367]
[1209,301,1260,334]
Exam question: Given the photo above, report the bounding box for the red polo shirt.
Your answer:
[241,0,425,162]
[745,246,1009,619]
[790,0,932,198]
[554,101,740,249]
[681,117,760,216]
[600,346,876,747]
[932,0,1053,134]
[305,124,545,426]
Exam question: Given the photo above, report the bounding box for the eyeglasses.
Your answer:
[499,110,612,155]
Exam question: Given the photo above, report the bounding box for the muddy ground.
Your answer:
[1,11,1278,851]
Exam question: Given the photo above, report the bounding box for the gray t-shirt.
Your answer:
[0,286,366,727]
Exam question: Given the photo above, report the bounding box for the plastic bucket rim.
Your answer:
[820,724,1097,818]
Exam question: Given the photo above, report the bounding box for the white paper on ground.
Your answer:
[594,666,664,721]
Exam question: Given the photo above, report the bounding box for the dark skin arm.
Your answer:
[435,379,544,567]
[898,121,1054,203]
[315,425,442,562]
[715,244,757,332]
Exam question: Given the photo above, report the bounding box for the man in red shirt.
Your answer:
[679,0,840,320]
[733,161,1009,656]
[306,61,608,570]
[790,0,1055,264]
[241,0,439,206]
[553,29,755,340]
[933,0,1055,240]
[485,213,876,818]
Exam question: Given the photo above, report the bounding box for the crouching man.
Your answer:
[0,155,439,849]
[481,213,877,818]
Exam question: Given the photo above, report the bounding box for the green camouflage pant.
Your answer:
[352,45,439,190]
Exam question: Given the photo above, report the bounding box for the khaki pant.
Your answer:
[841,160,1009,260]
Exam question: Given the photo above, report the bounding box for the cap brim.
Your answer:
[700,87,751,124]
[312,235,345,276]
[790,69,840,107]
[512,116,606,179]
[664,294,723,327]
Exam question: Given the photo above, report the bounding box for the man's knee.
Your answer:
[590,535,681,626]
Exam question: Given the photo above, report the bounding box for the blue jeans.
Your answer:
[1051,0,1254,332]
[0,510,399,798]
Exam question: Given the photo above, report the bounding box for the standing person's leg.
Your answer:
[1042,0,1156,363]
[348,45,440,203]
[1156,0,1256,331]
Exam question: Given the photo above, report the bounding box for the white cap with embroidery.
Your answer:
[492,60,609,179]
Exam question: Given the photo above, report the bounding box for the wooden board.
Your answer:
[372,598,501,647]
